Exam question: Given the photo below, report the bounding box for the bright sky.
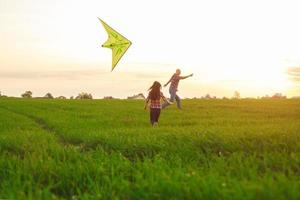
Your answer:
[1,0,300,98]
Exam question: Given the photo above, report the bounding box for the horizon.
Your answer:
[1,0,300,97]
[0,87,297,99]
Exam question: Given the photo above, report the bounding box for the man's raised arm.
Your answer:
[180,73,193,80]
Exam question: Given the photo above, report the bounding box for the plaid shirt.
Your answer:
[150,99,161,109]
[170,74,181,90]
[148,92,163,109]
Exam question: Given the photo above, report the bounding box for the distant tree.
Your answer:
[204,94,211,99]
[70,96,74,100]
[233,91,240,99]
[21,91,32,98]
[104,96,114,99]
[272,93,286,99]
[44,93,54,99]
[56,96,67,99]
[76,92,93,100]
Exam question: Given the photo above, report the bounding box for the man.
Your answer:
[162,69,193,109]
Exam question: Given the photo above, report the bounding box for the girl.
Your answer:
[144,81,170,126]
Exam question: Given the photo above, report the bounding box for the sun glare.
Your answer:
[0,0,299,97]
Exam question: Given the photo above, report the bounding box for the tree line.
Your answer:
[0,90,294,100]
[20,91,93,99]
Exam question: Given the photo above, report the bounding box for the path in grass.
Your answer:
[0,98,299,199]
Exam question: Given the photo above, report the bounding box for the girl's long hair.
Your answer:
[148,81,161,100]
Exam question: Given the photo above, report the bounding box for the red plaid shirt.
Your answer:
[150,99,161,109]
[170,74,181,90]
[148,92,163,109]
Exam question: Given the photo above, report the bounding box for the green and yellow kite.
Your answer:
[98,18,132,71]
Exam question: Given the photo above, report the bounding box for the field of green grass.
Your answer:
[0,97,299,199]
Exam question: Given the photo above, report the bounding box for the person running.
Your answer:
[144,81,170,126]
[162,69,193,109]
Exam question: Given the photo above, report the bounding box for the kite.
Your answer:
[98,18,132,71]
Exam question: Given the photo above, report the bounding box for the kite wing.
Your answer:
[98,18,132,71]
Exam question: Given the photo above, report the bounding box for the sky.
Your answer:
[0,0,300,98]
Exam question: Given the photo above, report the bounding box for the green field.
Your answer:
[0,98,299,199]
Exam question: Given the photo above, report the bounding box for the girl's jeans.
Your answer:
[150,108,161,125]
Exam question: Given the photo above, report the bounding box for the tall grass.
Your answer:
[0,98,299,199]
